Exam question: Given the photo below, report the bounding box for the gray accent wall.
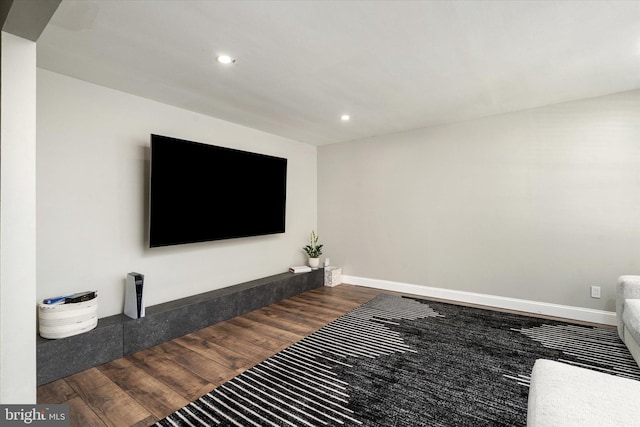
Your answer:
[318,90,640,312]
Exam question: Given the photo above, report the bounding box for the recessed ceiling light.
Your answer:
[217,55,235,64]
[340,114,350,121]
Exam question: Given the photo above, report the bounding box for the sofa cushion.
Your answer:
[622,299,640,346]
[617,275,640,339]
[527,359,640,427]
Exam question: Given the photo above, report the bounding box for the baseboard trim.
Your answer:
[343,275,617,326]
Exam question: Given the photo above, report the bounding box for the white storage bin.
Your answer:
[38,297,98,339]
[324,267,342,287]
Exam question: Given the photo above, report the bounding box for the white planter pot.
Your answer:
[308,257,320,269]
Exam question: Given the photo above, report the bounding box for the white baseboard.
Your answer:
[343,275,617,326]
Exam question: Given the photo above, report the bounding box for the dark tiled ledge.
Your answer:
[37,269,324,385]
[36,313,124,386]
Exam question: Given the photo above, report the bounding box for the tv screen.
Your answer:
[149,134,287,247]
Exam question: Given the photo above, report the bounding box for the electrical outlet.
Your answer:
[590,286,601,299]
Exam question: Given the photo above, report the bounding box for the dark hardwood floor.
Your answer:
[37,284,384,427]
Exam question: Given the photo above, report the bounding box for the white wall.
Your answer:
[37,69,317,318]
[1,32,37,403]
[319,90,640,312]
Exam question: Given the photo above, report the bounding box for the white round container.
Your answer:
[38,297,98,339]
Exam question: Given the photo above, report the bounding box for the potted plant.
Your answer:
[303,230,323,269]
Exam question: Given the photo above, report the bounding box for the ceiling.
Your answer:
[37,1,640,146]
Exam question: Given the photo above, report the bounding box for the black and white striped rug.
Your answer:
[156,294,639,426]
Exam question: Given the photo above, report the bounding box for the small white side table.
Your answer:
[324,267,342,287]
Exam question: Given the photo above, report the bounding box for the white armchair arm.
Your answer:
[616,275,640,340]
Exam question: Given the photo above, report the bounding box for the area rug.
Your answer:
[156,294,640,427]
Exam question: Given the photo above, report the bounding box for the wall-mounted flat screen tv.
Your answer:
[149,134,287,247]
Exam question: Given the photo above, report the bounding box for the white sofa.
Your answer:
[526,276,640,426]
[527,359,640,427]
[616,275,640,366]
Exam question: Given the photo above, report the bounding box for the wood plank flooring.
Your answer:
[37,284,383,427]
